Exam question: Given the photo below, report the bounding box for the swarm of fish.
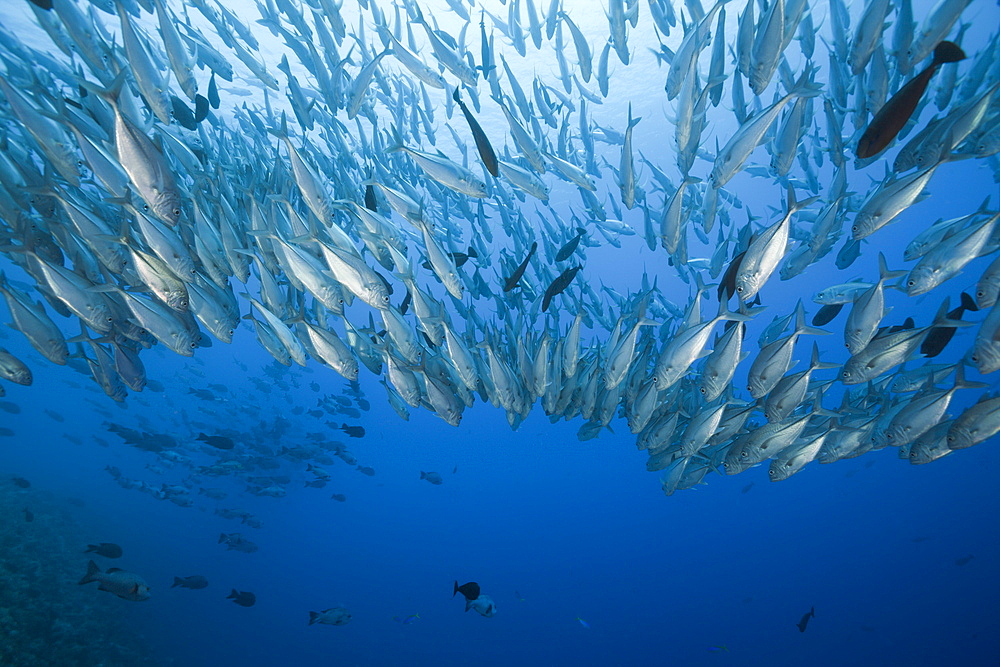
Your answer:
[0,0,999,500]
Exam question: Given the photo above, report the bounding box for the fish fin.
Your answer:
[79,560,101,585]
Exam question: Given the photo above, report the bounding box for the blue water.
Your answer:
[2,0,1000,665]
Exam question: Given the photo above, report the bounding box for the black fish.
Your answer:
[955,554,974,566]
[340,424,365,438]
[922,292,977,358]
[11,476,30,488]
[542,265,583,312]
[28,0,52,9]
[503,241,538,292]
[453,88,498,177]
[197,432,235,450]
[812,303,844,327]
[836,238,861,270]
[194,94,210,123]
[172,575,209,589]
[364,182,378,212]
[555,228,587,262]
[208,72,220,109]
[796,606,815,632]
[741,482,754,494]
[453,581,480,601]
[719,249,748,301]
[228,589,256,607]
[86,543,123,558]
[23,508,33,522]
[856,41,966,159]
[170,96,198,131]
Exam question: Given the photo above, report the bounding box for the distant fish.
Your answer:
[542,265,583,312]
[218,533,259,553]
[309,607,351,626]
[708,645,730,653]
[23,508,33,522]
[79,560,150,601]
[856,41,966,159]
[465,594,497,617]
[796,606,815,632]
[340,424,366,438]
[86,543,123,558]
[330,493,347,502]
[741,482,754,494]
[555,228,588,262]
[453,581,480,601]
[356,465,375,476]
[172,575,208,589]
[452,88,499,177]
[955,555,974,566]
[514,591,525,601]
[197,432,235,450]
[576,617,591,629]
[420,471,443,485]
[503,241,538,292]
[11,476,30,489]
[228,589,256,607]
[393,613,420,625]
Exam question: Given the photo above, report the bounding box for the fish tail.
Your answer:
[309,611,319,625]
[172,577,183,588]
[78,67,128,108]
[385,124,405,153]
[79,560,101,585]
[932,41,966,65]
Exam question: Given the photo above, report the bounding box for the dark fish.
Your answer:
[227,589,256,607]
[741,482,754,494]
[197,432,235,450]
[921,292,977,358]
[194,95,210,123]
[453,88,498,177]
[357,398,370,411]
[23,508,33,522]
[170,96,198,131]
[356,465,375,476]
[0,427,13,436]
[856,41,966,159]
[503,241,538,292]
[11,476,30,488]
[0,401,21,414]
[330,493,347,502]
[86,543,123,558]
[796,606,815,632]
[208,72,220,109]
[340,424,365,438]
[542,265,583,312]
[812,303,844,327]
[28,0,52,9]
[719,249,748,301]
[555,228,587,262]
[836,238,862,269]
[364,182,378,212]
[304,479,327,488]
[172,575,209,589]
[955,555,974,566]
[453,581,481,601]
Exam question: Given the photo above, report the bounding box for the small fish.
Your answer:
[421,471,443,485]
[340,424,366,438]
[452,88,498,177]
[576,617,591,629]
[79,561,150,601]
[503,241,538,292]
[172,575,208,589]
[453,581,481,601]
[330,493,347,502]
[955,555,974,566]
[465,594,497,617]
[555,228,588,262]
[856,41,966,158]
[393,613,421,625]
[309,607,351,626]
[542,265,584,312]
[515,591,525,601]
[11,476,30,489]
[197,433,235,450]
[85,543,123,558]
[796,606,815,632]
[812,304,845,327]
[23,508,33,522]
[228,589,256,607]
[708,645,730,653]
[921,292,977,358]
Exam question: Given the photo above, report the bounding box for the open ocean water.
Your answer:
[1,0,999,665]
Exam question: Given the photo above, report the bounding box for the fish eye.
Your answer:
[190,341,198,349]
[173,208,181,217]
[907,280,915,287]
[382,295,389,303]
[228,330,234,336]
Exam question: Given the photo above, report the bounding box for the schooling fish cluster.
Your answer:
[0,0,999,497]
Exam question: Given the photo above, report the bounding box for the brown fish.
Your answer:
[453,88,498,177]
[856,41,966,159]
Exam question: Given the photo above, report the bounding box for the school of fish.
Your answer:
[1,0,999,498]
